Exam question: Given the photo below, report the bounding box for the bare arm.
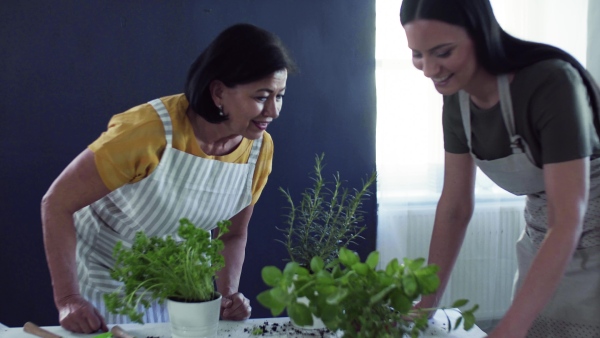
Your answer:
[41,148,111,333]
[214,204,253,320]
[419,152,476,310]
[491,158,588,337]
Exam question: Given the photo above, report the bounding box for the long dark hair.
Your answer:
[184,23,298,123]
[400,0,600,120]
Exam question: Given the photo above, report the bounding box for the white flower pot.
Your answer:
[167,293,222,338]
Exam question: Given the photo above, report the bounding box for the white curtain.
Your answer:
[375,0,589,323]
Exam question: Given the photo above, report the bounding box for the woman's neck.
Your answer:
[186,108,241,156]
[463,70,501,110]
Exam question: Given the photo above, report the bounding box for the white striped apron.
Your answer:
[73,98,262,324]
[460,75,600,337]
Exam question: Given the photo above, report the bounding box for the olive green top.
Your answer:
[443,59,600,167]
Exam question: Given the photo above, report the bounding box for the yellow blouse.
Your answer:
[88,94,273,205]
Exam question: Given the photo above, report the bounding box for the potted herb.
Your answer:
[257,247,478,338]
[275,153,376,330]
[277,153,377,268]
[104,218,230,338]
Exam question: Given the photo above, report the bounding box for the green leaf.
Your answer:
[288,302,313,326]
[454,317,462,331]
[385,258,400,276]
[270,286,289,302]
[451,299,469,308]
[283,262,300,279]
[365,251,379,269]
[315,270,335,285]
[415,273,440,295]
[402,274,417,297]
[468,304,480,313]
[256,290,286,316]
[351,262,370,276]
[326,288,349,305]
[414,316,429,330]
[462,312,476,330]
[295,266,310,276]
[261,266,283,287]
[338,247,359,267]
[389,289,412,313]
[404,257,425,272]
[369,284,395,305]
[319,303,341,326]
[310,256,325,273]
[315,284,337,296]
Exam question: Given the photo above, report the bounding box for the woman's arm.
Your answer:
[41,148,111,333]
[419,152,476,310]
[490,158,588,337]
[214,204,253,320]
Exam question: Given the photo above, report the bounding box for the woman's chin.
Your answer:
[433,83,459,96]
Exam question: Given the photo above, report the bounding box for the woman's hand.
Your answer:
[57,294,108,333]
[220,293,251,320]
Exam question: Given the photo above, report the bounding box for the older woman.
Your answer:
[41,23,297,333]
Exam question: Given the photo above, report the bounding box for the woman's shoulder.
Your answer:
[261,130,273,145]
[516,59,581,86]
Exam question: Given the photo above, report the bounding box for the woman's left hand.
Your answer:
[220,292,251,320]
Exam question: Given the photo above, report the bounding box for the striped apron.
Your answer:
[73,98,262,324]
[459,75,600,337]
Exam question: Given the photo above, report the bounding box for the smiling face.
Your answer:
[212,69,288,140]
[404,19,481,95]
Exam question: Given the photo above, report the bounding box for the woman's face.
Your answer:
[404,19,479,95]
[216,69,288,140]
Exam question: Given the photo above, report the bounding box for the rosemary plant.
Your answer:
[277,153,377,267]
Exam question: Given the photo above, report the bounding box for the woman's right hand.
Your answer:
[57,294,108,333]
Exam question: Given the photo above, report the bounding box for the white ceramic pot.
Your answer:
[167,293,222,338]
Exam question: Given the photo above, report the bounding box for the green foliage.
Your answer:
[257,248,478,338]
[104,218,230,323]
[277,153,377,267]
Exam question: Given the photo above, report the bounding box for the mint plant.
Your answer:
[104,218,230,323]
[257,247,478,338]
[278,153,377,267]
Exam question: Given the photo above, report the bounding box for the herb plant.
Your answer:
[257,247,478,338]
[278,153,376,267]
[104,218,230,323]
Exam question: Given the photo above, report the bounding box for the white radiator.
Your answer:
[377,203,526,321]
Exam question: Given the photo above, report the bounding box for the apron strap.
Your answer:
[497,75,523,154]
[458,90,473,149]
[460,76,536,159]
[148,99,174,148]
[247,136,263,165]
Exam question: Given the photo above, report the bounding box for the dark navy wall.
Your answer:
[0,0,377,326]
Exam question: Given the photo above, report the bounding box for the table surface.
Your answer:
[0,310,486,337]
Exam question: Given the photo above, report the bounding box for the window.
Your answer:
[375,0,589,206]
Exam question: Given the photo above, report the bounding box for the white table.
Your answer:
[0,310,486,337]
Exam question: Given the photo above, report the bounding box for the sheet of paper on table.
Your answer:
[0,310,486,337]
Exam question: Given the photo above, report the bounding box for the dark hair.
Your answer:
[184,23,298,123]
[400,0,600,121]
